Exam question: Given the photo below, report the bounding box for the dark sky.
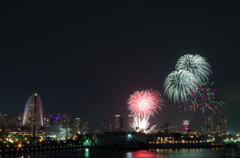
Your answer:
[0,1,240,132]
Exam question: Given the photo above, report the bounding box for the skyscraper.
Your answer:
[73,118,81,134]
[204,116,214,135]
[219,115,227,134]
[43,115,51,127]
[114,115,121,132]
[127,115,134,132]
[102,119,108,132]
[22,92,43,137]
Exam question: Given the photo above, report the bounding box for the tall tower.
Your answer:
[127,115,134,132]
[204,116,214,135]
[114,115,121,132]
[183,120,190,131]
[219,115,227,134]
[73,118,81,134]
[102,119,108,132]
[22,92,43,137]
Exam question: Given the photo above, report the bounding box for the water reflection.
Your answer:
[1,147,240,158]
[85,148,89,158]
[126,150,157,158]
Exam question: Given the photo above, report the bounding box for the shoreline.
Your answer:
[0,143,238,155]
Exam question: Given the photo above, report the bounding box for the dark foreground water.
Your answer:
[1,147,240,158]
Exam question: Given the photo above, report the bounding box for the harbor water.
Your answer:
[1,147,240,158]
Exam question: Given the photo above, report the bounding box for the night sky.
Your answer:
[0,1,240,132]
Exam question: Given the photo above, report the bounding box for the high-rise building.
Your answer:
[81,121,91,134]
[73,118,81,134]
[204,116,214,135]
[50,114,71,126]
[219,115,227,134]
[12,113,23,126]
[114,115,121,132]
[108,123,113,132]
[120,117,124,132]
[127,115,134,132]
[0,113,11,126]
[22,92,43,137]
[43,115,52,127]
[102,119,108,132]
[216,124,221,135]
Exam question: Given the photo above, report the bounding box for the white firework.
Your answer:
[164,70,198,103]
[131,115,157,134]
[175,54,211,84]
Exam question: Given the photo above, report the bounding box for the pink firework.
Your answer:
[128,89,164,117]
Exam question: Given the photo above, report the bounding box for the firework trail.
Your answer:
[188,82,226,114]
[164,54,216,112]
[128,89,163,117]
[175,54,212,84]
[164,70,198,104]
[127,89,164,133]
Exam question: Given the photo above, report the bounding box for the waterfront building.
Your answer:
[51,115,65,126]
[216,124,221,135]
[108,123,113,132]
[0,113,11,126]
[114,115,121,132]
[43,115,51,127]
[50,114,71,126]
[102,119,108,132]
[127,115,134,132]
[22,92,43,137]
[219,115,227,134]
[45,125,71,140]
[73,118,81,134]
[11,113,23,126]
[120,117,124,132]
[204,116,214,135]
[81,121,91,134]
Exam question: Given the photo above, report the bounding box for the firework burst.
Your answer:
[164,70,198,103]
[128,89,164,117]
[175,54,212,84]
[188,82,225,114]
[127,89,164,133]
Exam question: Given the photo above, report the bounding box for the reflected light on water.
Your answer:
[126,150,157,158]
[84,148,89,158]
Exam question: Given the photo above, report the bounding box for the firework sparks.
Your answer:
[164,70,198,103]
[127,89,164,133]
[128,89,163,117]
[188,82,225,114]
[175,54,212,84]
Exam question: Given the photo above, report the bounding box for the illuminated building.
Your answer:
[73,118,81,134]
[102,119,108,132]
[11,113,23,126]
[0,113,11,126]
[216,124,221,135]
[127,115,134,132]
[183,120,190,132]
[114,115,124,132]
[51,114,71,126]
[108,123,113,132]
[81,121,91,134]
[114,115,121,132]
[61,114,71,126]
[219,115,227,134]
[204,116,214,135]
[22,92,43,137]
[43,115,51,127]
[120,117,124,132]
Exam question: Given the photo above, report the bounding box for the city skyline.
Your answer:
[0,1,240,131]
